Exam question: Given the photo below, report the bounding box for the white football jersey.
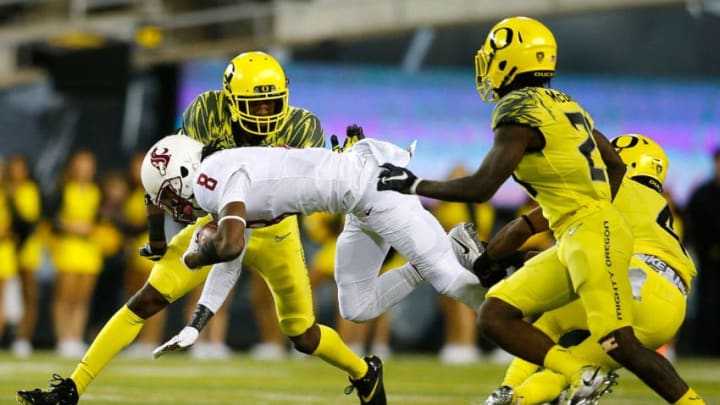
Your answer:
[192,139,410,228]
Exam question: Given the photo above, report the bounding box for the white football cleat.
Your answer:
[568,365,618,405]
[483,385,515,405]
[448,222,486,270]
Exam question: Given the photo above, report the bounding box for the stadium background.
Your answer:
[0,0,719,366]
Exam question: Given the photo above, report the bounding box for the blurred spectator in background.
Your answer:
[88,171,130,339]
[305,212,393,359]
[685,147,720,356]
[48,150,102,358]
[431,164,503,364]
[0,157,19,345]
[246,269,285,360]
[123,151,167,357]
[7,154,43,357]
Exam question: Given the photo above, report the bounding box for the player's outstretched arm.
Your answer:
[153,304,213,359]
[469,207,546,287]
[487,206,548,260]
[383,125,535,203]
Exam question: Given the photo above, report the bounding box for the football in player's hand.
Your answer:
[196,221,218,245]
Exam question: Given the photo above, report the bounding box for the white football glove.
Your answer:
[152,326,200,359]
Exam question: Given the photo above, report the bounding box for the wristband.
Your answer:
[521,214,537,235]
[408,178,423,195]
[218,215,246,227]
[188,304,215,331]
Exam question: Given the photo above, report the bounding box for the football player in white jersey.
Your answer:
[141,134,485,358]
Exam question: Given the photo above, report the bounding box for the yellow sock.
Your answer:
[502,357,541,388]
[674,388,705,404]
[543,345,588,380]
[514,369,567,404]
[312,324,368,380]
[71,305,145,395]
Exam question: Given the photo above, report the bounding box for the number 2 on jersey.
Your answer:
[565,112,606,182]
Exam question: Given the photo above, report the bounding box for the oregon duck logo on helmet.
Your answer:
[611,134,669,190]
[475,16,557,102]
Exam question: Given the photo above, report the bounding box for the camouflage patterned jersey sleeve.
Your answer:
[491,87,547,130]
[181,90,325,149]
[181,91,236,148]
[269,106,325,149]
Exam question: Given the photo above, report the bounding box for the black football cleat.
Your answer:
[16,374,79,405]
[344,355,386,404]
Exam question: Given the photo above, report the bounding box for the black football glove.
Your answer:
[331,124,366,153]
[139,242,167,261]
[473,250,526,288]
[377,163,421,193]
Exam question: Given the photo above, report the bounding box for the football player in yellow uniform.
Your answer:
[377,16,702,405]
[479,134,701,404]
[17,52,384,405]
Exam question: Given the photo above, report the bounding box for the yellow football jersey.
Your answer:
[181,90,325,148]
[492,87,610,234]
[614,178,696,290]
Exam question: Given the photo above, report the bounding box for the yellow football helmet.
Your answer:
[475,16,557,102]
[223,51,289,136]
[611,134,669,187]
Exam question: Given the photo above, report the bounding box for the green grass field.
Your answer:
[4,352,720,404]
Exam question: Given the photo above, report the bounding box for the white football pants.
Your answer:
[335,183,486,322]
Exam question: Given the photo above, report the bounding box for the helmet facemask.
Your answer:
[154,176,200,224]
[227,90,289,136]
[475,47,496,102]
[141,135,206,224]
[223,52,290,137]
